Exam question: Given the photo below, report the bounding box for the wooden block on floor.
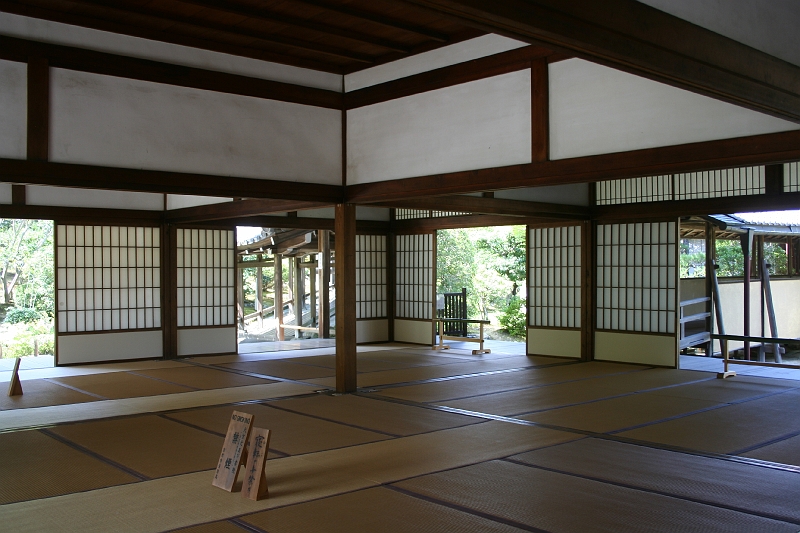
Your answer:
[7,357,22,396]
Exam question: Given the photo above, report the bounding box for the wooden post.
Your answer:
[580,220,595,361]
[256,254,263,326]
[318,230,331,339]
[741,230,753,360]
[236,258,245,326]
[309,257,317,330]
[7,357,22,396]
[294,257,303,339]
[335,204,357,393]
[275,254,284,341]
[704,221,714,356]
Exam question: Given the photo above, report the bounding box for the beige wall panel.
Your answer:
[166,195,232,210]
[527,327,581,358]
[347,70,531,184]
[58,330,162,364]
[51,69,342,184]
[357,319,389,344]
[494,183,589,206]
[549,59,799,161]
[394,319,433,345]
[595,331,676,367]
[0,12,341,90]
[0,183,13,204]
[28,185,164,210]
[177,327,237,356]
[345,34,527,91]
[0,59,26,160]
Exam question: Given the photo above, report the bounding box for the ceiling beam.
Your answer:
[374,195,588,219]
[346,129,800,203]
[0,159,344,203]
[166,198,332,223]
[401,0,800,123]
[391,214,561,233]
[178,0,413,54]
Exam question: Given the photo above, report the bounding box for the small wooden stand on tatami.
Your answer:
[241,427,271,501]
[212,410,253,492]
[433,318,492,355]
[7,357,22,397]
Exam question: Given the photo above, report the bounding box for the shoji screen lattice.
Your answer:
[56,225,161,333]
[596,222,677,334]
[395,233,433,320]
[176,228,235,327]
[786,162,800,193]
[356,235,387,319]
[528,225,581,328]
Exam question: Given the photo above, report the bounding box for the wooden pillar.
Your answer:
[275,254,284,341]
[580,220,595,361]
[335,204,357,393]
[387,231,396,342]
[162,224,178,359]
[256,255,263,326]
[294,257,303,339]
[318,230,331,338]
[741,230,753,359]
[236,258,244,326]
[531,57,549,163]
[704,222,715,356]
[309,258,317,328]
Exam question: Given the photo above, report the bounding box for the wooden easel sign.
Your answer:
[212,410,253,491]
[7,357,22,397]
[241,428,271,501]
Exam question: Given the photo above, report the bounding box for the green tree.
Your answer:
[436,228,477,296]
[477,225,526,296]
[0,219,53,313]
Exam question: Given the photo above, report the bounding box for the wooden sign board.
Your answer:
[212,410,253,492]
[241,427,271,501]
[7,357,22,397]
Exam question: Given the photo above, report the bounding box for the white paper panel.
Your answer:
[595,331,676,367]
[394,319,433,345]
[0,59,26,159]
[177,326,236,356]
[167,195,232,210]
[357,319,389,344]
[527,327,581,358]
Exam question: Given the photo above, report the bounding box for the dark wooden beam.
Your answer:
[165,199,333,223]
[179,0,413,54]
[531,57,548,162]
[0,0,344,73]
[0,35,342,110]
[401,0,800,123]
[0,203,162,222]
[26,55,49,161]
[334,203,357,393]
[764,164,784,195]
[345,45,554,109]
[374,195,588,218]
[594,191,800,220]
[0,159,343,202]
[346,130,800,203]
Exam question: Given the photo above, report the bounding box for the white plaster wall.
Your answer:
[178,327,237,356]
[638,0,800,68]
[51,69,342,184]
[549,59,800,161]
[357,319,389,344]
[166,195,232,210]
[0,59,26,160]
[494,183,589,206]
[0,184,13,204]
[595,331,677,367]
[27,185,164,210]
[527,327,581,358]
[298,208,336,219]
[348,70,531,184]
[356,207,391,221]
[57,330,162,364]
[394,319,433,345]
[345,34,528,92]
[0,12,341,91]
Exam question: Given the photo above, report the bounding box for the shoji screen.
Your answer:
[394,233,434,344]
[594,221,679,366]
[175,228,237,356]
[528,224,582,358]
[56,224,163,364]
[356,234,388,343]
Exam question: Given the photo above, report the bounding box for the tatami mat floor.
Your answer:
[2,342,800,532]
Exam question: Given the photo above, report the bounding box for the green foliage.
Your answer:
[477,225,526,295]
[0,319,54,359]
[498,296,526,338]
[4,307,42,324]
[763,242,788,275]
[715,239,744,277]
[0,219,54,315]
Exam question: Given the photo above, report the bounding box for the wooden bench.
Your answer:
[433,318,491,355]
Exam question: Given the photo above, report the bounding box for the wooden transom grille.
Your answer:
[176,228,235,327]
[356,234,387,319]
[395,209,471,220]
[395,233,433,320]
[528,225,581,328]
[785,162,800,193]
[596,222,677,334]
[596,166,765,205]
[56,225,160,333]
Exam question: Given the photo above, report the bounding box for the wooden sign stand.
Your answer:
[241,427,271,501]
[212,410,253,492]
[7,357,22,397]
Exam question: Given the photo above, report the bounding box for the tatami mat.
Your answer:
[49,372,194,399]
[521,391,722,433]
[394,459,799,532]
[167,403,390,455]
[0,422,578,533]
[512,437,800,524]
[0,429,137,504]
[49,415,225,478]
[216,360,334,380]
[242,486,526,533]
[618,389,800,453]
[642,374,800,403]
[0,378,100,410]
[742,434,800,467]
[133,366,277,390]
[269,394,479,436]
